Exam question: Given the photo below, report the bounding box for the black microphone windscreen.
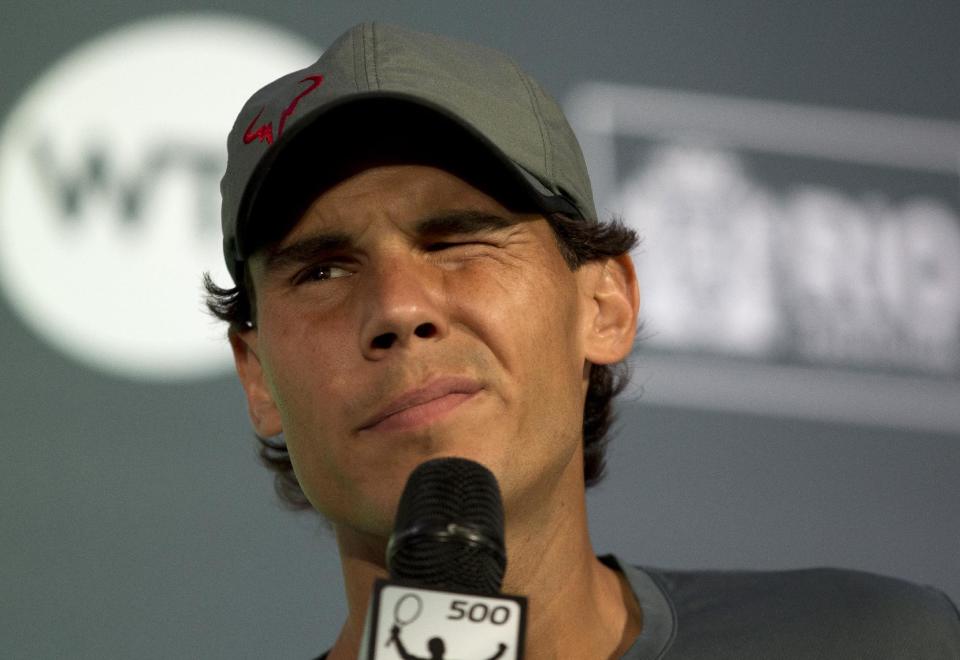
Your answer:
[387,457,506,594]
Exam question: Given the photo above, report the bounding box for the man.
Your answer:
[209,23,960,659]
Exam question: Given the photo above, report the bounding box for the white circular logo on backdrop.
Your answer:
[0,14,319,380]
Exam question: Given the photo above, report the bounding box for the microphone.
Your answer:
[359,458,527,659]
[388,456,506,593]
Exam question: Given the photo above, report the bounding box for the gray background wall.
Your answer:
[1,2,957,658]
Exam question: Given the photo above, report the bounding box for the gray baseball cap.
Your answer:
[220,22,597,282]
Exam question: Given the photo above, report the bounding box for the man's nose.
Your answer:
[358,253,449,358]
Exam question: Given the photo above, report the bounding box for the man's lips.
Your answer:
[358,377,484,432]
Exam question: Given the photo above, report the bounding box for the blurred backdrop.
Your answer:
[1,2,958,658]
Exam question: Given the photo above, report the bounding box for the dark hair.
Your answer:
[206,212,638,510]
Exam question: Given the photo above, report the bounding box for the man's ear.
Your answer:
[582,253,641,365]
[229,329,283,438]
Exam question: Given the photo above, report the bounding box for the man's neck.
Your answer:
[326,465,641,659]
[496,470,643,659]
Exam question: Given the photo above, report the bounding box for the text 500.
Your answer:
[447,600,511,625]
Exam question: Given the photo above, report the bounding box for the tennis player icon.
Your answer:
[387,594,509,660]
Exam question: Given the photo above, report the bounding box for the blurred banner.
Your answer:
[567,84,960,432]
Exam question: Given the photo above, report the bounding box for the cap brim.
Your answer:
[232,93,581,266]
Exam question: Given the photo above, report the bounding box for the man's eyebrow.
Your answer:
[262,233,353,272]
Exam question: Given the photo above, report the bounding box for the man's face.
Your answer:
[232,163,609,537]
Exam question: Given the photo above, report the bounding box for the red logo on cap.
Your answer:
[243,75,324,145]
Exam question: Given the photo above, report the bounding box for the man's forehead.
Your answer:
[273,176,532,256]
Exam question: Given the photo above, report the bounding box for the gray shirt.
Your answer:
[610,555,960,659]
